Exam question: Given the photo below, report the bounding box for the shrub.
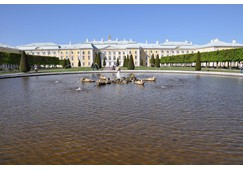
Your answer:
[116,57,120,66]
[150,54,155,67]
[123,56,127,67]
[155,54,160,68]
[127,54,135,70]
[103,57,106,67]
[19,51,30,73]
[195,52,201,71]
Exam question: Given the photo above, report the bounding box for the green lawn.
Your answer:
[128,66,241,73]
[39,67,93,73]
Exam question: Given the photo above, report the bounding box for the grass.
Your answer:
[39,67,93,73]
[0,66,241,75]
[125,66,241,73]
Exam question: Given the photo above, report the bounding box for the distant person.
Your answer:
[112,65,115,70]
[34,65,38,72]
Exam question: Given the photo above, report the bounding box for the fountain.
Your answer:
[0,73,243,164]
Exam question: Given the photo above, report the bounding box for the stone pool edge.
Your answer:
[1,70,243,79]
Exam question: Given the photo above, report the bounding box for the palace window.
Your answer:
[88,56,90,60]
[77,52,80,54]
[66,56,68,59]
[182,51,184,53]
[71,56,73,60]
[123,52,125,54]
[88,62,90,66]
[113,56,116,60]
[60,52,63,54]
[71,51,74,54]
[119,52,121,54]
[172,51,174,54]
[113,52,116,54]
[88,51,90,54]
[109,52,111,55]
[161,51,164,53]
[83,56,85,60]
[129,51,131,54]
[135,55,137,60]
[135,51,137,54]
[155,51,157,53]
[167,51,169,53]
[177,51,179,54]
[66,52,68,54]
[83,51,85,55]
[83,62,85,66]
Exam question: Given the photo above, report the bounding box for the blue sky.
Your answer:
[0,4,243,46]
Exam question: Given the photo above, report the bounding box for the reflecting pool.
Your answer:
[0,73,243,164]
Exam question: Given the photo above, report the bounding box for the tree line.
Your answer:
[0,51,59,66]
[160,48,243,64]
[149,54,160,68]
[123,54,135,70]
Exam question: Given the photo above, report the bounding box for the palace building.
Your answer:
[2,37,243,67]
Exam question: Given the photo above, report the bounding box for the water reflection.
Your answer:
[0,73,243,164]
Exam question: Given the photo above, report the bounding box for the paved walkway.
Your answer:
[1,70,243,79]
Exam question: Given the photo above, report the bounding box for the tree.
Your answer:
[94,52,101,69]
[155,54,160,68]
[19,51,30,73]
[123,56,127,67]
[98,52,102,69]
[103,57,106,67]
[150,54,155,67]
[116,57,120,66]
[78,59,81,67]
[127,54,135,70]
[140,59,143,66]
[94,53,98,65]
[67,58,71,68]
[195,51,201,71]
[63,59,67,68]
[126,55,130,67]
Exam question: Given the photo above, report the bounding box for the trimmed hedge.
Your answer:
[160,48,243,64]
[0,51,59,65]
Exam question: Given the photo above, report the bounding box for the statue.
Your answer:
[116,67,121,79]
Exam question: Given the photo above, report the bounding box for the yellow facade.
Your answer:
[81,49,93,67]
[126,49,140,66]
[17,38,243,68]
